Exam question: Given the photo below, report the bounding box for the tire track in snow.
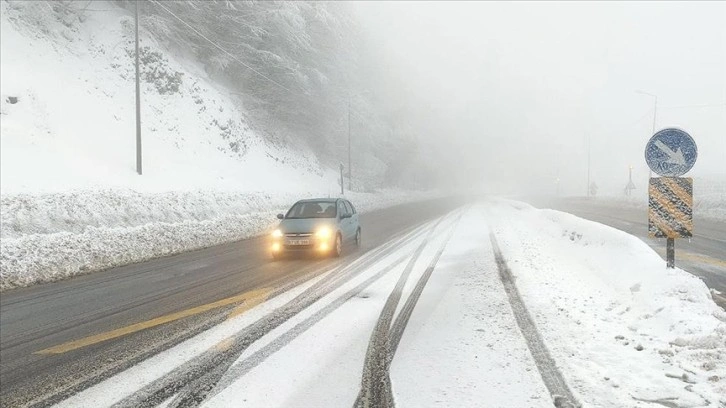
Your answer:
[110,219,436,408]
[388,211,462,357]
[354,212,461,408]
[174,254,412,406]
[489,232,581,408]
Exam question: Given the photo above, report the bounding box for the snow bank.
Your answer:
[486,200,726,407]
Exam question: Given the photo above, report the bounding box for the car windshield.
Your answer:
[285,201,337,219]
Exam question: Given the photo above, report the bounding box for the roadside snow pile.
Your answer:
[487,200,726,407]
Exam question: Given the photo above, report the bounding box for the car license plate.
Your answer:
[288,239,309,246]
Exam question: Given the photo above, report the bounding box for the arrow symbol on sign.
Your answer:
[655,140,686,165]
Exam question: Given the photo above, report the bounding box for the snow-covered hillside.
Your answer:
[0,1,334,194]
[0,2,434,290]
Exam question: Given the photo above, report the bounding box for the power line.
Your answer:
[147,0,293,94]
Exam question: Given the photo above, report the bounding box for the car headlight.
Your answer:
[316,227,332,239]
[271,229,283,238]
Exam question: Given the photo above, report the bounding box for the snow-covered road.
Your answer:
[42,200,725,408]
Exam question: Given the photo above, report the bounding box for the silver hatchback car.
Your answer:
[270,198,361,259]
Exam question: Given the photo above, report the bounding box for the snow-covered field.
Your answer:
[0,2,436,290]
[52,202,726,408]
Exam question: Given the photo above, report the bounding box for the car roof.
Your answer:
[295,198,341,203]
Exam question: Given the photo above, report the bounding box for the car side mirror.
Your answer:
[277,213,285,220]
[341,213,352,219]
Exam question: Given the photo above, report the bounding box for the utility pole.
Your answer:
[347,98,351,191]
[339,163,344,195]
[135,0,142,175]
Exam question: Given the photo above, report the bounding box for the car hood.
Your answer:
[278,218,335,234]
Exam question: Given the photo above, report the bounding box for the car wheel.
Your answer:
[355,229,361,248]
[333,234,342,257]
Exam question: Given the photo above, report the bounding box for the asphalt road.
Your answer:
[0,198,461,408]
[3,196,723,407]
[527,197,726,308]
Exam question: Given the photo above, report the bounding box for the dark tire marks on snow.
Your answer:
[354,212,461,408]
[111,220,432,408]
[177,254,412,406]
[388,211,462,357]
[489,232,581,408]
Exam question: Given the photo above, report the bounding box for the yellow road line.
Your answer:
[227,289,269,320]
[654,249,726,268]
[214,336,235,352]
[678,252,726,268]
[35,287,272,355]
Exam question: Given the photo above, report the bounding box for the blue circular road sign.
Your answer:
[645,128,697,177]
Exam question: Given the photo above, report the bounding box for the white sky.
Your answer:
[355,1,726,195]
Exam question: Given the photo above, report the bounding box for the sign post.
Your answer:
[644,128,698,269]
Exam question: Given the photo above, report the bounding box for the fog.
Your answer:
[355,1,726,196]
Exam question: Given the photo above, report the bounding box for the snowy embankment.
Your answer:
[489,200,726,407]
[0,2,438,290]
[54,202,725,407]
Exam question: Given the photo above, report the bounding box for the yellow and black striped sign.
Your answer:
[648,177,693,238]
